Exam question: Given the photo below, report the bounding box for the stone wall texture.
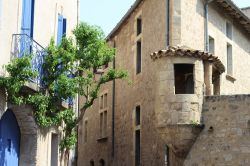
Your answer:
[78,0,250,166]
[78,0,168,165]
[185,95,250,166]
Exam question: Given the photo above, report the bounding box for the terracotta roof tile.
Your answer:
[150,46,225,74]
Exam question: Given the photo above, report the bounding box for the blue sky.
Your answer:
[80,0,250,35]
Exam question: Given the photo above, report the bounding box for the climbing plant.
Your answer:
[0,22,128,162]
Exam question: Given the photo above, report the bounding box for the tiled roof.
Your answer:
[150,46,225,74]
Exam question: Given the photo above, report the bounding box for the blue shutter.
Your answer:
[21,0,34,36]
[63,18,67,35]
[57,14,63,45]
[20,0,34,57]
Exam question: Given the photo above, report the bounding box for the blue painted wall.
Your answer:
[0,110,20,166]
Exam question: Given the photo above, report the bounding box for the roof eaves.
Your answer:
[216,0,250,35]
[106,0,143,40]
[225,0,250,22]
[241,6,250,10]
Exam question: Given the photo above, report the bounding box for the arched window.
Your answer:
[99,159,105,166]
[90,160,94,166]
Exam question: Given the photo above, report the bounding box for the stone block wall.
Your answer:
[184,95,250,166]
[154,57,204,128]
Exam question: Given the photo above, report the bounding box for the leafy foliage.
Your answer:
[0,22,128,151]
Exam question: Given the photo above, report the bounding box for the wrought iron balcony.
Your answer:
[11,34,74,107]
[11,34,45,86]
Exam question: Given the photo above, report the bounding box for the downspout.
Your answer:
[204,0,214,52]
[166,0,170,46]
[112,41,116,158]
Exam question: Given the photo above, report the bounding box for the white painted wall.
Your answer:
[0,0,78,165]
[180,0,250,95]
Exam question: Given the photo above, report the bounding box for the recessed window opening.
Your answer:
[84,120,88,143]
[99,159,105,166]
[135,130,141,166]
[174,64,194,94]
[90,160,94,166]
[226,22,232,40]
[136,41,142,74]
[137,17,142,35]
[227,43,233,75]
[165,145,170,166]
[135,106,140,126]
[212,67,220,95]
[209,36,215,54]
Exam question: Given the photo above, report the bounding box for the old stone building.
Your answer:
[0,0,78,165]
[77,0,250,166]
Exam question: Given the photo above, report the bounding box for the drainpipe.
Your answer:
[166,0,170,46]
[204,0,214,52]
[112,41,116,158]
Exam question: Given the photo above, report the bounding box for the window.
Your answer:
[209,36,215,54]
[212,67,220,95]
[99,159,105,166]
[100,93,107,109]
[84,120,88,143]
[135,106,140,126]
[57,14,67,45]
[99,111,108,138]
[165,145,170,166]
[226,22,232,40]
[90,160,94,166]
[227,43,233,75]
[99,93,108,138]
[135,130,141,166]
[137,17,142,36]
[136,41,142,74]
[174,64,194,94]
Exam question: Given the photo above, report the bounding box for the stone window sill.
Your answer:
[226,74,236,82]
[97,136,108,142]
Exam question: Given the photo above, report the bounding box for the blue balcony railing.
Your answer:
[11,34,74,107]
[11,34,45,86]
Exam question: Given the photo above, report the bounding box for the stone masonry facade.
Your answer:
[77,0,250,166]
[185,95,250,166]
